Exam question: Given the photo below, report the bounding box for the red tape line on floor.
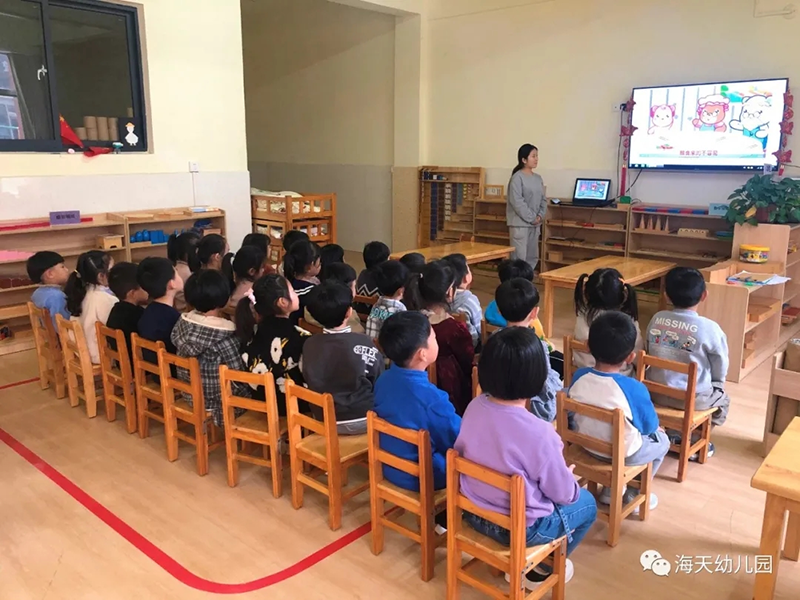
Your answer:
[0,425,372,594]
[0,377,39,391]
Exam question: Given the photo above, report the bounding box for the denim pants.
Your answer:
[463,489,597,556]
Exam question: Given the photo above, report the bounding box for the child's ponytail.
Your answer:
[403,272,423,311]
[221,252,235,292]
[167,231,201,272]
[408,261,456,312]
[235,274,293,344]
[282,240,319,281]
[573,273,590,316]
[621,283,639,323]
[65,250,112,316]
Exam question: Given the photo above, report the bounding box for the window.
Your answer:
[0,0,145,152]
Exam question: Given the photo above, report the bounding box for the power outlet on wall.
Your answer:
[189,161,200,173]
[612,102,627,112]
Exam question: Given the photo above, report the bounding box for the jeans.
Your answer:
[463,489,597,556]
[509,226,541,272]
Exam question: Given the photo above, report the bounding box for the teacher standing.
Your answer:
[507,143,546,271]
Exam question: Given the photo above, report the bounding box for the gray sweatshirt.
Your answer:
[507,170,546,227]
[645,309,729,394]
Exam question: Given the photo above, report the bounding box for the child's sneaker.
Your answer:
[623,489,659,516]
[505,559,574,591]
[688,441,715,462]
[597,485,627,505]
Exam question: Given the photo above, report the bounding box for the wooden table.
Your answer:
[390,242,514,266]
[751,416,800,600]
[538,255,676,338]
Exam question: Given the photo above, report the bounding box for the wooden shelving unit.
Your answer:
[628,206,732,267]
[699,223,800,382]
[541,204,629,271]
[418,167,484,247]
[251,193,337,264]
[0,207,226,357]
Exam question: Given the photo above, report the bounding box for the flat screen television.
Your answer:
[628,78,789,172]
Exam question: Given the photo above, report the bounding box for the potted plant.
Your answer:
[726,174,800,225]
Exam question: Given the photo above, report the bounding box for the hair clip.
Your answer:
[245,288,256,305]
[73,270,81,279]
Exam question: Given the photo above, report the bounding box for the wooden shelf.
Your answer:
[547,240,626,253]
[475,215,506,222]
[631,210,727,221]
[787,253,800,268]
[0,329,35,357]
[546,222,626,233]
[0,245,128,265]
[629,249,724,262]
[0,303,28,320]
[130,242,168,249]
[549,204,625,212]
[784,283,800,304]
[0,217,125,237]
[631,229,731,243]
[475,198,506,205]
[0,284,37,294]
[475,232,510,240]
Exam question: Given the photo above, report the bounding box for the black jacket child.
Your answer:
[301,328,384,422]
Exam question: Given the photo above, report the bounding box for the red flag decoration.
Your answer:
[59,115,112,158]
[774,149,793,164]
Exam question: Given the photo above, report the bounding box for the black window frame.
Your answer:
[0,0,147,153]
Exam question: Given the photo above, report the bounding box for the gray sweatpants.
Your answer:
[509,225,541,272]
[592,430,671,477]
[652,386,730,427]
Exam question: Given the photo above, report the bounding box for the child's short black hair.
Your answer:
[137,257,176,299]
[283,240,320,281]
[108,262,141,301]
[242,232,270,254]
[321,262,357,286]
[26,251,64,283]
[307,281,353,329]
[478,327,547,400]
[498,258,534,283]
[379,311,432,367]
[363,241,391,270]
[665,267,706,309]
[320,244,345,269]
[442,253,469,285]
[588,311,637,365]
[496,278,539,323]
[283,230,309,251]
[376,260,409,297]
[184,269,231,313]
[400,252,425,274]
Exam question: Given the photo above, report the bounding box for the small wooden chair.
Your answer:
[354,294,377,323]
[298,318,323,335]
[480,318,501,347]
[286,380,370,530]
[96,323,137,433]
[220,366,287,498]
[427,362,438,386]
[367,411,447,581]
[459,234,475,243]
[451,312,468,324]
[130,334,166,439]
[55,314,102,417]
[556,391,652,547]
[446,449,567,600]
[27,303,66,399]
[636,351,712,483]
[562,335,590,387]
[158,349,225,476]
[471,365,481,398]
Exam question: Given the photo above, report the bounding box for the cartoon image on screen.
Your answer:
[628,79,788,171]
[574,179,610,200]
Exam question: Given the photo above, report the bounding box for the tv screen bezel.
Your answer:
[627,77,789,173]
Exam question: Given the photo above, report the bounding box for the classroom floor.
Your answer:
[1,270,798,599]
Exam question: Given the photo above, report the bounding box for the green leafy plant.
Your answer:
[726,174,800,226]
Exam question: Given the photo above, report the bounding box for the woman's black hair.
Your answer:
[236,274,293,344]
[574,267,638,324]
[404,260,456,312]
[65,250,112,316]
[231,245,266,284]
[478,327,547,400]
[283,240,320,281]
[184,269,230,313]
[197,233,228,268]
[167,231,201,273]
[512,143,538,175]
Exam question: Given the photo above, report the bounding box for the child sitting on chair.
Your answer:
[572,267,643,377]
[645,267,730,458]
[27,251,71,328]
[443,253,482,347]
[375,311,460,501]
[495,278,562,422]
[106,262,148,358]
[137,257,184,354]
[171,270,250,426]
[569,311,669,512]
[366,260,408,339]
[283,240,321,324]
[456,327,596,589]
[302,281,384,435]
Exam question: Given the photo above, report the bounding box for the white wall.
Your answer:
[423,0,800,205]
[0,0,251,246]
[243,0,396,251]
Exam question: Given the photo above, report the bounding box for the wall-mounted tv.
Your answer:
[628,78,789,172]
